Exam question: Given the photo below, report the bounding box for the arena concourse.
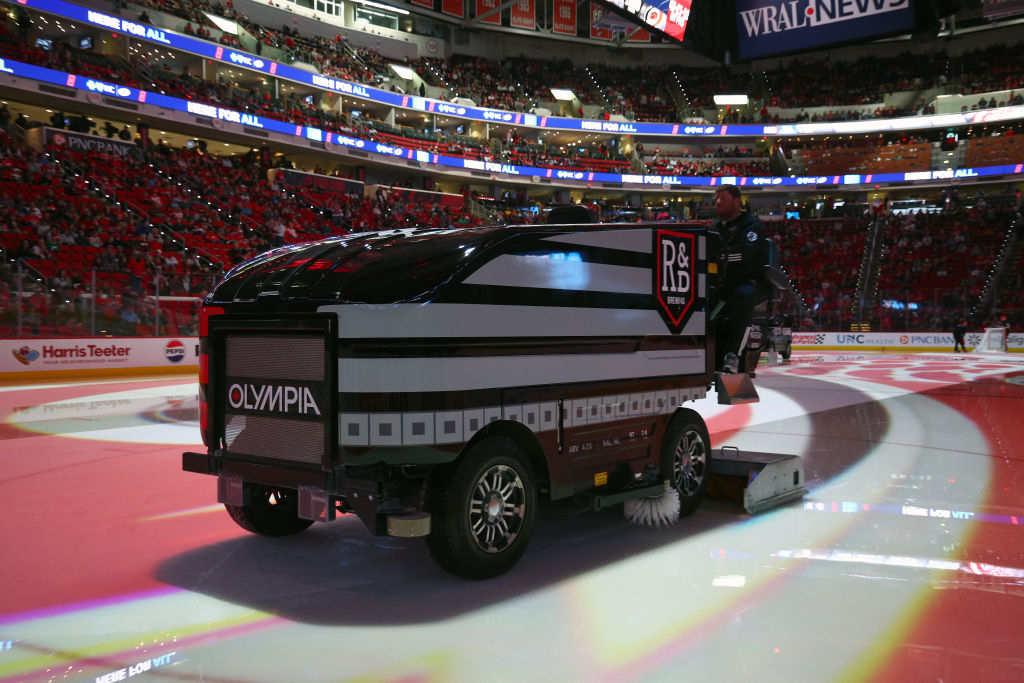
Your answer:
[1,0,1024,680]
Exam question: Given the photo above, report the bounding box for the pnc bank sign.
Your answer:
[736,0,914,60]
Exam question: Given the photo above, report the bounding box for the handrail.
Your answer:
[972,212,1022,322]
[854,216,884,325]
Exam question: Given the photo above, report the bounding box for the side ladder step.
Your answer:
[709,448,807,514]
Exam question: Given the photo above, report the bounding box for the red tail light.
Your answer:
[199,305,224,338]
[198,305,225,446]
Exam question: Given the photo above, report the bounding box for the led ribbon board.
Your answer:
[15,0,1021,137]
[0,55,1020,188]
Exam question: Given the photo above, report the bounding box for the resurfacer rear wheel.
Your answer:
[425,436,537,579]
[662,409,711,517]
[225,484,314,536]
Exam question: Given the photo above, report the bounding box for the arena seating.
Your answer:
[761,218,869,330]
[875,209,1009,329]
[801,142,931,176]
[965,135,1024,167]
[0,131,479,304]
[1,17,1021,181]
[9,1,1024,127]
[2,3,1023,338]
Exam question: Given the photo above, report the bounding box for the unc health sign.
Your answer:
[791,331,1024,351]
[736,0,915,60]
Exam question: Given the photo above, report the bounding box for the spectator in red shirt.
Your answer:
[126,249,146,294]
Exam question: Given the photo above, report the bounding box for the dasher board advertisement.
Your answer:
[2,337,198,376]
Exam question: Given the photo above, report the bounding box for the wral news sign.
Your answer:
[736,0,915,60]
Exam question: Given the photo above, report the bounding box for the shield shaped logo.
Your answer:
[654,230,696,334]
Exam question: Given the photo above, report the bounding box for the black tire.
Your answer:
[425,436,537,579]
[661,409,711,517]
[225,484,315,536]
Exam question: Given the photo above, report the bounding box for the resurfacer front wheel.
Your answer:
[425,437,537,579]
[662,409,711,517]
[225,484,315,536]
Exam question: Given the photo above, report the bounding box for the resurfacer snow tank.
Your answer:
[183,222,806,578]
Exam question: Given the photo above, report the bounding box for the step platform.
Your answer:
[715,371,759,405]
[708,447,807,514]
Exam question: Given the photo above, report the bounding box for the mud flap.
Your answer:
[708,447,807,514]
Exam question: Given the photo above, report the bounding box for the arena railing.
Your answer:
[1,259,218,339]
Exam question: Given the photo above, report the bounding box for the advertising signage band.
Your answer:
[12,0,1023,138]
[736,0,915,60]
[2,56,1020,191]
[42,127,142,159]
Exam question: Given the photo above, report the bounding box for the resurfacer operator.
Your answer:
[709,184,771,374]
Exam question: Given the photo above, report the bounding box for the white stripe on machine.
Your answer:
[462,254,650,295]
[337,349,706,393]
[321,304,705,339]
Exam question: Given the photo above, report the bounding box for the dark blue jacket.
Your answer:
[711,211,770,292]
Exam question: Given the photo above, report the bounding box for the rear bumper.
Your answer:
[183,450,422,536]
[183,450,326,488]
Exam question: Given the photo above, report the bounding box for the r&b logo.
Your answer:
[654,230,696,334]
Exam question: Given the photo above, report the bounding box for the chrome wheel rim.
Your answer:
[468,464,526,553]
[672,428,707,497]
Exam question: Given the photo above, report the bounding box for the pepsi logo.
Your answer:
[164,339,186,363]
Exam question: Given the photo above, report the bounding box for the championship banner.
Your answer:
[476,0,502,23]
[268,168,364,195]
[34,127,142,159]
[510,0,535,29]
[372,185,465,209]
[442,0,464,18]
[590,2,614,40]
[411,0,433,8]
[552,0,577,34]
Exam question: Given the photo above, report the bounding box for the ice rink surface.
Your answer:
[2,352,1024,682]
